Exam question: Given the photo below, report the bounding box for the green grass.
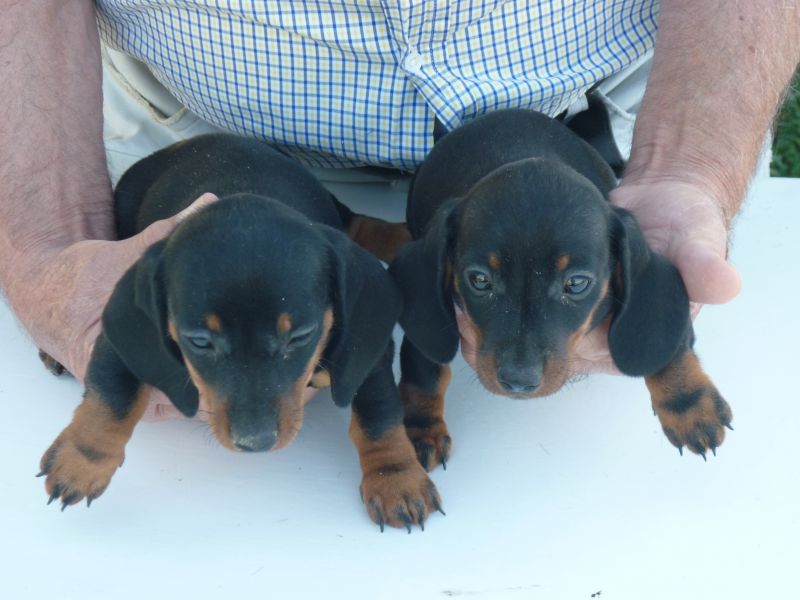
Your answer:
[771,71,800,177]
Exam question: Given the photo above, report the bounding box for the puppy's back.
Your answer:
[115,135,342,237]
[407,109,616,237]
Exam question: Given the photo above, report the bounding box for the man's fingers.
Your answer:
[674,239,742,305]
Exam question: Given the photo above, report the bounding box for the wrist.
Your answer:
[0,242,64,321]
[621,129,748,226]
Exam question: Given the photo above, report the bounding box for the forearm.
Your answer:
[0,0,113,299]
[624,0,800,219]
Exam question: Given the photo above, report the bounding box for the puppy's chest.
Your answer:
[309,365,331,389]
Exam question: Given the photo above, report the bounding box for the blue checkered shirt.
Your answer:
[96,1,658,170]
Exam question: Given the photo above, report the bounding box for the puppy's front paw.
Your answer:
[652,386,733,459]
[404,418,452,472]
[400,374,452,472]
[646,350,733,459]
[39,426,124,510]
[360,460,443,533]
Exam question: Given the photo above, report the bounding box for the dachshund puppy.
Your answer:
[390,109,733,470]
[39,135,440,531]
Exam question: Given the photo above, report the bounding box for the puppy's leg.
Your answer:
[646,349,733,459]
[345,215,412,263]
[39,334,149,509]
[350,342,443,532]
[333,196,412,262]
[398,336,452,471]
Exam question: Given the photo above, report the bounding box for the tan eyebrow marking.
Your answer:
[206,314,222,332]
[556,255,571,271]
[277,312,293,334]
[488,252,501,271]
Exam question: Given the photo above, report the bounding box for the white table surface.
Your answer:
[1,176,797,600]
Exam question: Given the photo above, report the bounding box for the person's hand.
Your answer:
[16,194,219,419]
[457,179,741,375]
[569,178,742,374]
[610,179,741,305]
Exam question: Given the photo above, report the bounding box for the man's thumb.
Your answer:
[674,239,741,304]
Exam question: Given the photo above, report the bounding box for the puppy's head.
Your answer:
[392,158,691,398]
[109,194,400,452]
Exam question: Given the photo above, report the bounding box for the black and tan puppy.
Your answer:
[390,109,733,470]
[39,135,440,530]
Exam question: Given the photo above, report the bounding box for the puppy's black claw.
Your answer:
[431,495,446,516]
[416,444,432,469]
[61,492,80,510]
[711,447,717,457]
[370,501,385,533]
[726,424,734,431]
[441,456,447,470]
[678,447,683,457]
[86,497,93,508]
[700,452,707,462]
[414,501,426,531]
[398,510,413,534]
[47,485,62,506]
[35,471,46,478]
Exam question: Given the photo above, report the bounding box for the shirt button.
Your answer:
[402,50,425,75]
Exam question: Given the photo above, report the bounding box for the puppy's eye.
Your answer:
[287,323,318,349]
[186,333,214,351]
[467,270,492,293]
[564,275,591,295]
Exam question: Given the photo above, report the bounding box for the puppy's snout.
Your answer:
[233,429,278,452]
[497,364,542,394]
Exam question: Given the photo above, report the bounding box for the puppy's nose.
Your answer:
[497,365,541,394]
[233,429,278,452]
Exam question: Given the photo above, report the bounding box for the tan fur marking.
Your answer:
[168,320,179,342]
[350,415,442,530]
[347,215,412,263]
[488,252,501,271]
[273,309,334,450]
[310,369,331,389]
[566,280,609,356]
[400,365,451,420]
[399,365,452,471]
[184,358,234,450]
[277,312,293,335]
[556,255,571,271]
[206,314,222,332]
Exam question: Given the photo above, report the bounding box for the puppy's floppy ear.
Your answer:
[101,240,199,417]
[608,206,692,376]
[132,240,171,342]
[388,199,460,364]
[320,227,403,407]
